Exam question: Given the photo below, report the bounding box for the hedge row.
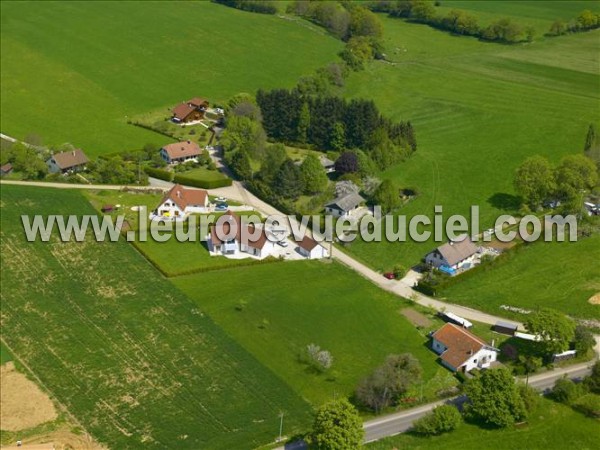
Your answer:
[144,166,173,181]
[173,173,232,189]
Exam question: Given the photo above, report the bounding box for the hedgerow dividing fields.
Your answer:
[0,185,312,449]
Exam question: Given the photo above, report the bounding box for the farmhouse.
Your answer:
[171,97,209,123]
[296,235,328,259]
[324,193,364,218]
[46,149,89,174]
[152,184,209,220]
[431,323,499,373]
[425,235,478,271]
[207,211,275,259]
[160,140,201,164]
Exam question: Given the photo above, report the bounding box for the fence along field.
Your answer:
[0,185,312,449]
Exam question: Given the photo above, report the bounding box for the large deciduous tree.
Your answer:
[356,353,422,412]
[525,308,576,357]
[335,151,359,175]
[312,399,364,450]
[372,179,401,213]
[301,154,328,195]
[513,155,555,209]
[464,367,527,427]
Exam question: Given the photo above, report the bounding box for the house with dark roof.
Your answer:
[207,211,275,259]
[324,193,364,218]
[425,235,479,271]
[171,98,209,123]
[46,149,89,174]
[152,184,209,220]
[431,323,499,373]
[160,140,202,164]
[320,155,335,174]
[296,235,328,259]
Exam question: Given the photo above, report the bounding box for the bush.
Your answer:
[304,343,333,372]
[413,405,462,436]
[518,384,540,412]
[173,173,232,189]
[572,393,600,418]
[144,166,173,182]
[585,361,600,394]
[552,378,587,405]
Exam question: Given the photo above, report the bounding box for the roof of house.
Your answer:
[50,149,89,169]
[162,141,201,160]
[325,193,364,212]
[187,97,208,107]
[296,235,321,252]
[172,103,196,121]
[320,155,335,168]
[432,323,489,369]
[161,184,208,211]
[1,163,13,173]
[210,211,269,250]
[434,235,478,266]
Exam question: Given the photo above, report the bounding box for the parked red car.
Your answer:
[383,272,396,280]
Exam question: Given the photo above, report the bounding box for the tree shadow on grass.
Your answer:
[487,193,522,212]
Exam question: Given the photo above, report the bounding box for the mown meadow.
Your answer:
[0,1,342,155]
[0,185,313,449]
[173,261,457,407]
[341,13,599,271]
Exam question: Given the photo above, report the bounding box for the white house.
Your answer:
[160,140,202,164]
[425,235,478,270]
[296,235,329,259]
[324,193,364,218]
[431,323,499,373]
[46,149,89,174]
[207,211,275,260]
[152,184,209,220]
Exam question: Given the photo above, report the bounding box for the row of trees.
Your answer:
[368,0,536,43]
[212,0,277,15]
[514,153,598,212]
[256,88,416,169]
[287,2,385,70]
[547,9,600,36]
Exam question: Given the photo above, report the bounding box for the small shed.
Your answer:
[493,321,518,336]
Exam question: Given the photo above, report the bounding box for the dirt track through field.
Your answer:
[1,362,57,431]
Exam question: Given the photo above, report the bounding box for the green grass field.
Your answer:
[0,185,312,449]
[173,261,457,407]
[0,1,342,156]
[439,236,600,320]
[179,167,230,183]
[437,0,599,34]
[341,14,599,271]
[367,397,600,450]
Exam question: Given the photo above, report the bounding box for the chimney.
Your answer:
[72,151,76,156]
[187,140,191,144]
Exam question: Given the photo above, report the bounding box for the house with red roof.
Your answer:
[431,323,499,373]
[171,97,209,123]
[152,184,209,220]
[207,211,275,259]
[160,140,202,165]
[296,235,328,259]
